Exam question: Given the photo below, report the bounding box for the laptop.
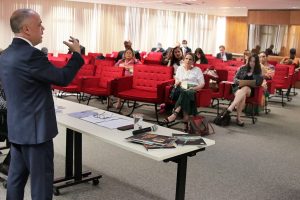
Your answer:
[238,80,256,88]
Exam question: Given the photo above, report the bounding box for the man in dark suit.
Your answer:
[151,42,164,53]
[116,40,140,62]
[216,45,232,61]
[181,40,192,56]
[0,9,84,200]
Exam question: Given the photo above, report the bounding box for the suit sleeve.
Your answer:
[29,50,84,86]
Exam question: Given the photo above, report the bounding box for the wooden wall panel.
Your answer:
[248,10,290,25]
[290,11,300,25]
[225,17,248,54]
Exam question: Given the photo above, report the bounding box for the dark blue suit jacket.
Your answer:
[0,38,84,144]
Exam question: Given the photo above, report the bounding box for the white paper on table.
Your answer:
[80,115,112,124]
[68,110,97,119]
[96,118,133,129]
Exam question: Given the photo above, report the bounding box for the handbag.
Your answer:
[188,115,215,136]
[169,85,181,101]
[203,69,219,81]
[213,111,231,126]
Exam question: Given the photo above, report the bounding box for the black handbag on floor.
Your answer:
[214,111,231,126]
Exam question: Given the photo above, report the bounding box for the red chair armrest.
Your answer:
[114,76,133,94]
[157,79,175,102]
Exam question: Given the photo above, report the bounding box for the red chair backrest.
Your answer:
[49,56,67,62]
[98,66,124,88]
[268,60,277,66]
[95,60,115,70]
[78,64,96,76]
[224,66,238,82]
[276,64,295,76]
[144,52,163,61]
[216,69,228,82]
[58,53,72,61]
[132,65,173,92]
[88,52,103,57]
[194,64,213,72]
[273,65,289,84]
[50,60,67,68]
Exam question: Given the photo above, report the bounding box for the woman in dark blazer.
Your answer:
[222,55,263,126]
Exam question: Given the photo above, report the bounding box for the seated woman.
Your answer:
[280,48,299,68]
[115,48,141,76]
[167,46,184,74]
[164,53,205,124]
[243,50,251,64]
[222,54,263,126]
[194,48,208,64]
[114,48,141,108]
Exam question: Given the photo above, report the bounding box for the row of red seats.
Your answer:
[50,55,297,124]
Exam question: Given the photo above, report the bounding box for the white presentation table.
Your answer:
[53,98,215,200]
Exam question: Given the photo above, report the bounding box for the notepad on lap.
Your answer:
[238,80,256,87]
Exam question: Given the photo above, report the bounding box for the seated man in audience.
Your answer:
[68,39,85,55]
[265,44,275,56]
[151,42,164,53]
[280,48,299,68]
[116,40,141,62]
[216,45,232,61]
[251,45,261,55]
[181,40,192,56]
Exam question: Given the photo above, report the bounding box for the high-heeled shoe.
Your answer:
[163,110,179,125]
[236,119,244,127]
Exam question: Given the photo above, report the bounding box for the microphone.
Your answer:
[132,125,158,135]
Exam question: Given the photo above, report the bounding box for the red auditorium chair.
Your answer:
[194,64,213,72]
[143,52,163,65]
[53,64,95,102]
[57,53,72,61]
[81,66,125,107]
[223,82,264,124]
[268,60,277,66]
[50,60,68,68]
[95,59,115,69]
[114,65,174,123]
[268,64,291,106]
[211,70,228,114]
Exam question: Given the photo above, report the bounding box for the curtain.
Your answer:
[0,0,226,55]
[248,24,288,55]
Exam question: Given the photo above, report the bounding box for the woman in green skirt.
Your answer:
[164,53,205,123]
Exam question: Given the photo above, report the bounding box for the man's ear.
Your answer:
[21,24,30,35]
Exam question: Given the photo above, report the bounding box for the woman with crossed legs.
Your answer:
[222,55,263,126]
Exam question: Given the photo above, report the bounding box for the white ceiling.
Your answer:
[65,0,300,16]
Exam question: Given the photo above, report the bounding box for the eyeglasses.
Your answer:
[93,112,113,119]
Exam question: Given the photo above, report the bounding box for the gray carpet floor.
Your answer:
[1,91,300,200]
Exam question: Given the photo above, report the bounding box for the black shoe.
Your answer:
[0,163,9,176]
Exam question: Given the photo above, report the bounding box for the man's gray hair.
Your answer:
[10,9,35,33]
